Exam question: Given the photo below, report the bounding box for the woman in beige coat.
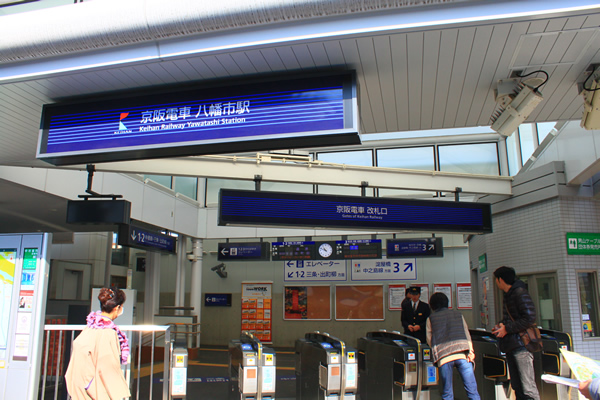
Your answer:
[66,288,131,400]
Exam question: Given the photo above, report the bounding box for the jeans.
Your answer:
[506,347,540,400]
[438,358,481,400]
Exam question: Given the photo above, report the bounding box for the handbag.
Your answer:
[506,306,543,353]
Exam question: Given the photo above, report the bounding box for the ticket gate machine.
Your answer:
[229,332,276,400]
[295,331,358,400]
[457,329,510,400]
[534,329,573,400]
[356,330,438,400]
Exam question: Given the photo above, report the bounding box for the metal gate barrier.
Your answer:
[357,330,437,400]
[229,332,276,400]
[40,324,172,400]
[295,331,358,400]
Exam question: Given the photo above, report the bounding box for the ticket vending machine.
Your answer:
[456,329,510,400]
[534,329,572,400]
[229,332,276,400]
[0,233,51,400]
[357,330,437,400]
[295,331,358,400]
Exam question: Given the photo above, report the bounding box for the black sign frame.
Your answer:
[219,189,492,234]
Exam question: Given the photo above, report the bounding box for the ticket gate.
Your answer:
[455,329,510,400]
[356,330,438,400]
[534,329,573,400]
[229,332,276,400]
[295,331,358,400]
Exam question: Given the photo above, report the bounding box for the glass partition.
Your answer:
[578,271,599,338]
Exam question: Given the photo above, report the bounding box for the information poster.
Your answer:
[0,249,17,352]
[335,285,384,320]
[456,283,472,309]
[433,283,452,308]
[388,284,407,310]
[413,283,430,305]
[241,282,272,343]
[283,286,331,320]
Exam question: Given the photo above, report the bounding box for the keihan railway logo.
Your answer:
[115,112,133,134]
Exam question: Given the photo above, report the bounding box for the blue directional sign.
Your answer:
[284,260,347,281]
[218,242,270,261]
[118,222,176,253]
[204,293,232,307]
[387,238,443,258]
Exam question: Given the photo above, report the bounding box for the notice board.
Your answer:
[335,285,384,321]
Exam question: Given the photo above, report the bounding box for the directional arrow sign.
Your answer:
[351,258,417,281]
[118,222,176,253]
[217,242,270,261]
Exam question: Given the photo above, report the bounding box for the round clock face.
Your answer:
[319,243,333,258]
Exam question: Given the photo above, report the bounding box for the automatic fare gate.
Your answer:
[357,330,437,400]
[534,329,573,400]
[229,332,276,400]
[457,329,510,400]
[295,331,358,400]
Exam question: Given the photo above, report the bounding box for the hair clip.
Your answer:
[108,289,114,298]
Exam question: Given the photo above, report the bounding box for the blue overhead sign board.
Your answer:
[387,238,443,258]
[118,222,176,253]
[204,293,232,307]
[37,73,359,165]
[217,242,271,261]
[219,190,492,234]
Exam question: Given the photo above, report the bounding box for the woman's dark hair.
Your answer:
[493,266,516,285]
[429,292,449,311]
[98,288,126,313]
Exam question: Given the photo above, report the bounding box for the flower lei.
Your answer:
[86,311,130,364]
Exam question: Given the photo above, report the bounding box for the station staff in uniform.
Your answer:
[401,286,431,343]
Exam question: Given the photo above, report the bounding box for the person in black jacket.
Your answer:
[401,286,430,343]
[492,266,540,400]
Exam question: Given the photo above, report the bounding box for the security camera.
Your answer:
[211,263,227,278]
[211,263,225,271]
[491,79,543,137]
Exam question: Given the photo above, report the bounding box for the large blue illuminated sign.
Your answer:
[38,73,359,165]
[219,190,492,234]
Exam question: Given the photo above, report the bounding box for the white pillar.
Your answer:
[144,251,161,324]
[190,239,203,346]
[175,235,187,315]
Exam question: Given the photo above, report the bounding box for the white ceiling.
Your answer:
[0,0,599,233]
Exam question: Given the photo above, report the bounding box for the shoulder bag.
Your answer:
[506,306,543,353]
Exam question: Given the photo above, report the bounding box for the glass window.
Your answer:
[317,150,373,166]
[535,275,561,331]
[111,233,129,267]
[519,124,536,164]
[438,143,499,175]
[376,146,436,198]
[173,176,198,200]
[143,174,172,189]
[317,185,374,196]
[578,272,600,338]
[506,133,520,176]
[376,146,435,170]
[536,122,555,144]
[261,181,313,194]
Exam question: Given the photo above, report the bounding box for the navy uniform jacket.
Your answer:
[401,300,431,343]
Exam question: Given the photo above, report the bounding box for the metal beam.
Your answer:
[77,154,513,196]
